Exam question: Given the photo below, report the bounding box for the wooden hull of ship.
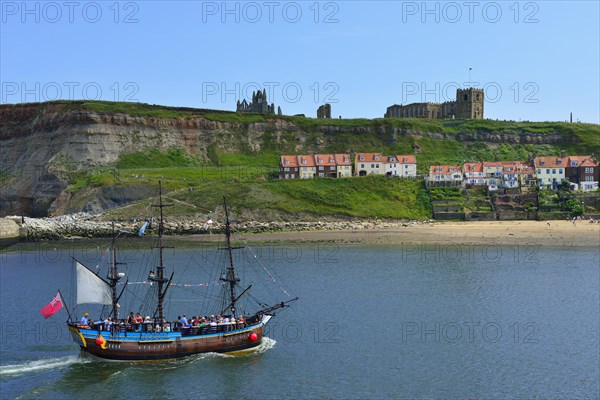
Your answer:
[68,323,266,361]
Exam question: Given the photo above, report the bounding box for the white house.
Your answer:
[355,153,384,176]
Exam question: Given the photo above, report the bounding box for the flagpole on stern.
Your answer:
[58,289,73,323]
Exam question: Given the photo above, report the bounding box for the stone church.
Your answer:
[385,88,484,120]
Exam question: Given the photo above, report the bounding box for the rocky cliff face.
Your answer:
[0,103,569,217]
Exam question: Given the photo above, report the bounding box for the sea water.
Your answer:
[1,242,598,399]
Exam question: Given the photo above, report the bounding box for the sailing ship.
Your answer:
[63,184,297,361]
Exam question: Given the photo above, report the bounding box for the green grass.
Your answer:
[266,176,431,219]
[68,165,277,193]
[101,176,433,220]
[116,147,203,168]
[429,187,464,200]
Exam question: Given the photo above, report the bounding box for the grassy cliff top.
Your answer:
[5,100,599,138]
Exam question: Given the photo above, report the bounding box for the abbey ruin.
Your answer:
[385,88,484,119]
[236,89,282,115]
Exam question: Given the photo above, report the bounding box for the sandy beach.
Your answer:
[186,220,600,247]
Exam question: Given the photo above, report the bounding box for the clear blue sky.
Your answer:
[2,1,599,122]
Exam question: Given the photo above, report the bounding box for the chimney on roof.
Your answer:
[570,112,573,123]
[560,150,566,158]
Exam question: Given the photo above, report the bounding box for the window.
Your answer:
[571,161,577,166]
[552,169,556,174]
[318,166,324,171]
[360,164,365,168]
[302,159,306,164]
[318,159,323,164]
[546,169,550,174]
[284,160,289,165]
[374,156,380,161]
[559,169,563,174]
[359,156,364,161]
[557,160,562,165]
[537,169,541,174]
[284,167,289,172]
[540,161,545,166]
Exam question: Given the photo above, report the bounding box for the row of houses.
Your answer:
[428,155,599,192]
[280,152,598,192]
[279,153,417,179]
[279,154,353,179]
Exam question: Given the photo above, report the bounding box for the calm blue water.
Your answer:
[1,241,599,399]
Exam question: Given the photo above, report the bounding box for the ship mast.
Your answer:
[155,182,168,325]
[222,198,240,318]
[108,222,122,320]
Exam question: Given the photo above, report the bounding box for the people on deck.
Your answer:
[80,312,89,326]
[180,314,190,327]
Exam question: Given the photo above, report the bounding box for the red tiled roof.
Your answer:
[482,161,503,168]
[314,154,336,167]
[399,155,416,164]
[501,161,519,173]
[580,158,599,167]
[355,153,383,163]
[280,155,299,168]
[297,155,316,167]
[335,154,351,166]
[463,162,483,173]
[567,155,598,167]
[387,155,416,164]
[429,165,461,175]
[534,156,568,168]
[516,161,534,173]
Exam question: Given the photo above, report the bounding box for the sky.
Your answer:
[1,1,599,122]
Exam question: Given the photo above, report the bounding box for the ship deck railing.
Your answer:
[70,321,261,341]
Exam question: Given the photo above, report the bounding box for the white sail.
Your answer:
[75,261,112,305]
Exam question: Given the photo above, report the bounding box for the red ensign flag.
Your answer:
[40,293,63,319]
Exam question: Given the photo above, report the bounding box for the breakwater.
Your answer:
[2,214,433,240]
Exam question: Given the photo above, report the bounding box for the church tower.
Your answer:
[455,88,484,119]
